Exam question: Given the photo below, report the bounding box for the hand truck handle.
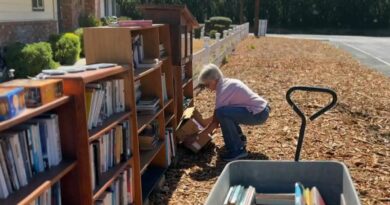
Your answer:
[286,86,338,161]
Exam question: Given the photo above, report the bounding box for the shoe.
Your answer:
[221,149,248,162]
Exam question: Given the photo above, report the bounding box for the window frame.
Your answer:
[32,0,45,12]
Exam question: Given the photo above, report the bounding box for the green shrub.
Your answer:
[74,28,84,57]
[205,20,212,33]
[52,33,81,65]
[194,27,202,39]
[209,16,232,27]
[101,16,117,26]
[209,30,217,39]
[78,13,101,27]
[4,42,58,78]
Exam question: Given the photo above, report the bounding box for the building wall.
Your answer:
[0,0,57,22]
[0,20,57,46]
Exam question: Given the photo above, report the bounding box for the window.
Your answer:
[32,0,44,11]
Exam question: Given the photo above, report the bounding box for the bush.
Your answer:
[194,27,202,39]
[209,16,233,27]
[101,16,118,26]
[4,42,58,78]
[209,30,217,39]
[51,33,81,65]
[205,20,212,33]
[79,13,101,27]
[74,28,84,57]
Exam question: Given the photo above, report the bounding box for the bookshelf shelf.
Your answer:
[0,160,76,205]
[141,166,168,202]
[137,108,164,133]
[134,62,163,81]
[140,140,164,174]
[92,159,131,201]
[182,78,193,89]
[165,113,175,126]
[163,98,174,110]
[0,96,70,132]
[88,111,132,142]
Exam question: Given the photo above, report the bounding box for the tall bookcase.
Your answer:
[139,5,200,121]
[0,96,80,204]
[80,24,177,204]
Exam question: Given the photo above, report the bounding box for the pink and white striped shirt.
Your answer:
[215,78,268,114]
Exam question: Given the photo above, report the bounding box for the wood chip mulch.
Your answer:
[150,37,390,205]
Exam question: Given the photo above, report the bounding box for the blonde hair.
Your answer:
[198,63,223,85]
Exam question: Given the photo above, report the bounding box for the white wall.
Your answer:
[0,0,57,22]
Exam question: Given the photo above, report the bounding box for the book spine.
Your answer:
[18,131,33,180]
[1,139,20,190]
[0,144,13,194]
[8,134,28,186]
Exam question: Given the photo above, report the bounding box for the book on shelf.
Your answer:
[25,182,61,205]
[139,121,159,151]
[134,82,142,104]
[132,34,161,70]
[181,66,186,81]
[118,20,152,27]
[159,44,168,59]
[136,97,160,115]
[95,167,132,205]
[0,87,25,122]
[0,79,63,108]
[90,122,131,190]
[161,73,168,102]
[0,114,62,198]
[85,79,125,130]
[165,127,175,166]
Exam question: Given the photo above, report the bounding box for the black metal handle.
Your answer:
[286,86,337,161]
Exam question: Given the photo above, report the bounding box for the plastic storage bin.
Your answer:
[205,87,361,205]
[204,160,361,205]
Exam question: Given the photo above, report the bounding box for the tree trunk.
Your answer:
[254,0,260,36]
[239,0,244,24]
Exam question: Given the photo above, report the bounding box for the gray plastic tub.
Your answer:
[205,160,361,205]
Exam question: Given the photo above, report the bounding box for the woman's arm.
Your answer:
[200,110,219,135]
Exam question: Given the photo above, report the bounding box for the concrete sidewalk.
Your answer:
[269,34,390,77]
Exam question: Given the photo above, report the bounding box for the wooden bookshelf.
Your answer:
[49,66,136,205]
[82,24,177,204]
[0,95,80,204]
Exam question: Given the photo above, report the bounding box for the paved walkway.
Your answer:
[269,34,390,76]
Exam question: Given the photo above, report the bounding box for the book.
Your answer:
[0,138,20,190]
[0,145,13,194]
[0,157,9,198]
[161,73,168,102]
[118,20,153,27]
[311,187,326,205]
[224,187,235,205]
[0,87,25,121]
[0,79,63,108]
[255,193,294,205]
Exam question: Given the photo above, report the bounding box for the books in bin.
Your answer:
[136,97,160,115]
[89,121,131,190]
[0,114,62,199]
[95,167,133,205]
[222,183,327,205]
[0,79,63,108]
[0,87,25,121]
[85,79,125,130]
[139,121,159,151]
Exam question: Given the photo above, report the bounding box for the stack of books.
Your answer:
[89,121,131,190]
[95,167,133,205]
[25,182,62,205]
[85,79,125,130]
[132,34,161,70]
[134,81,142,103]
[223,185,256,205]
[159,44,168,59]
[136,97,160,115]
[139,121,159,151]
[165,127,175,166]
[118,20,152,27]
[0,114,62,198]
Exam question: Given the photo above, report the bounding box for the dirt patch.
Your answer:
[151,37,390,205]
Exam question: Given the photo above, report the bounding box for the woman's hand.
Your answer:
[199,111,219,135]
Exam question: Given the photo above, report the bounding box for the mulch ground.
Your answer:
[150,37,390,205]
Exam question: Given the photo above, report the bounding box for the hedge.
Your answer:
[4,42,58,78]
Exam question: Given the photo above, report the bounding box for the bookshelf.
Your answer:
[139,5,199,121]
[81,24,177,204]
[48,65,136,205]
[0,96,79,204]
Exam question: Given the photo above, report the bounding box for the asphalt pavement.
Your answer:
[268,34,390,77]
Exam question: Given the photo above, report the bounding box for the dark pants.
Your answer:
[215,106,270,153]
